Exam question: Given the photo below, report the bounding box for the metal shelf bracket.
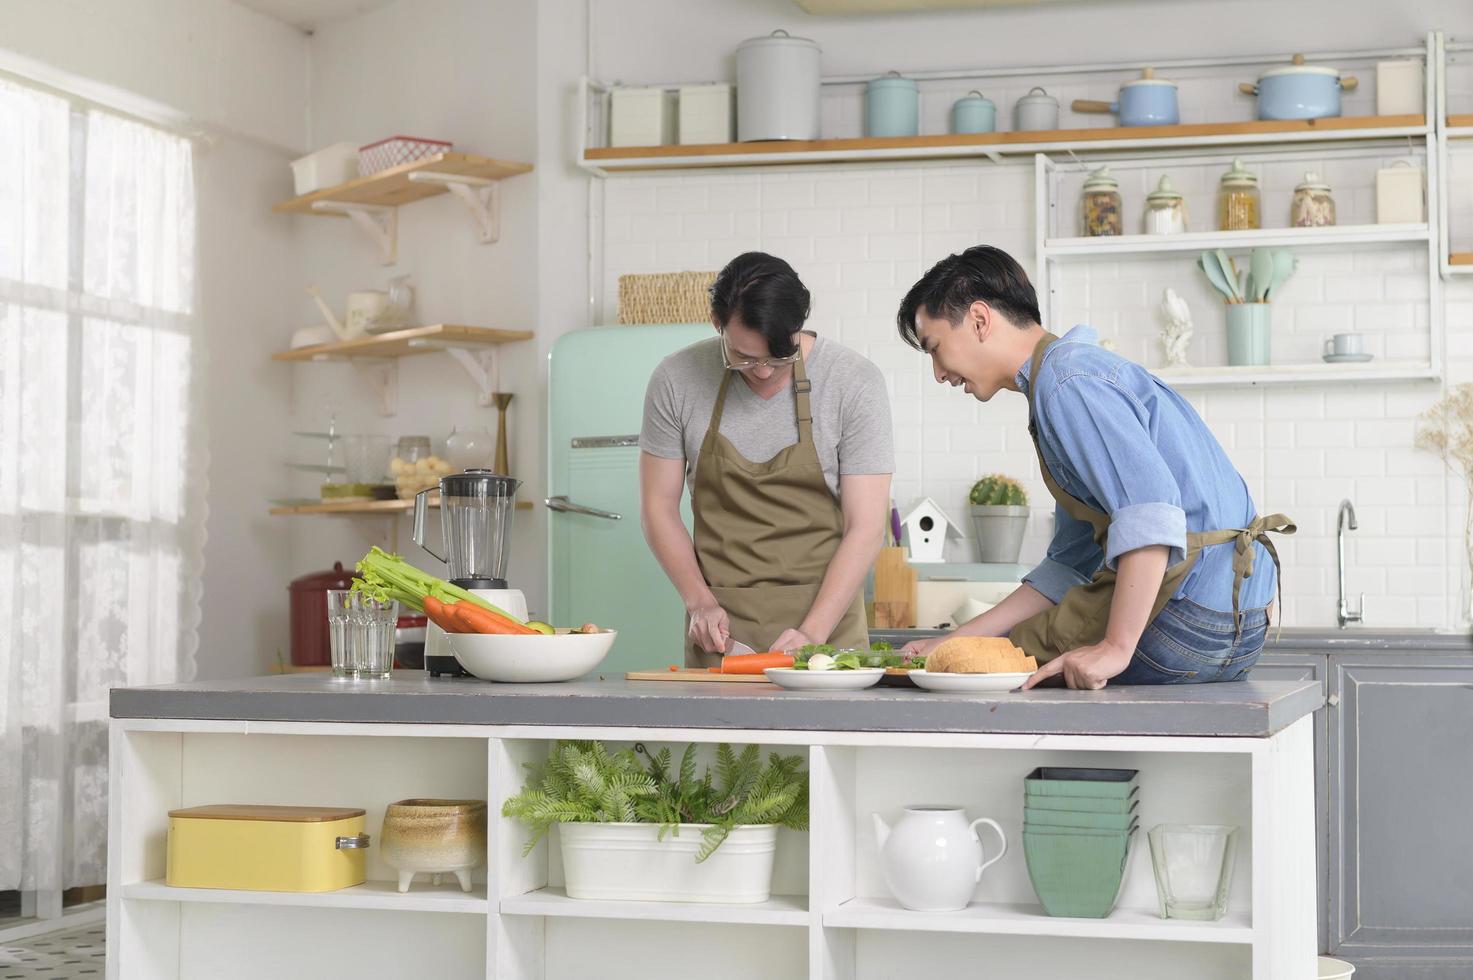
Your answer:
[311,201,398,265]
[407,171,502,243]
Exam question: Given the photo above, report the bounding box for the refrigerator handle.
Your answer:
[545,495,622,521]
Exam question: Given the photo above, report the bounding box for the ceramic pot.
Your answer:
[379,799,487,893]
[873,805,1007,911]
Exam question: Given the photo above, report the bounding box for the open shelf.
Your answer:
[1449,252,1473,273]
[583,115,1426,171]
[1156,360,1438,388]
[268,498,533,516]
[501,886,808,926]
[272,324,533,362]
[122,878,489,914]
[826,896,1252,944]
[1044,223,1430,257]
[274,152,532,214]
[1447,114,1473,137]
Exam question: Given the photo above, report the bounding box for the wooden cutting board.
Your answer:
[626,669,772,683]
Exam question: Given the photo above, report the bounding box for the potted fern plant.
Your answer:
[502,740,807,904]
[970,474,1030,563]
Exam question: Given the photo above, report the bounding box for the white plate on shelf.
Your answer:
[1322,353,1374,363]
[909,670,1033,693]
[764,667,885,691]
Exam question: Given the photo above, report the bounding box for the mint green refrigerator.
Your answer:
[547,324,708,674]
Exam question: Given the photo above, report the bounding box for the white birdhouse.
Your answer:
[901,497,962,563]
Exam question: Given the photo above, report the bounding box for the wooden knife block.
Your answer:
[872,546,917,629]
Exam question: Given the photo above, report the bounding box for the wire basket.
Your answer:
[617,270,717,324]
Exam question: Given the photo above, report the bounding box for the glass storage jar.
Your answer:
[1216,157,1260,231]
[1143,175,1187,234]
[1290,171,1336,227]
[1082,166,1122,237]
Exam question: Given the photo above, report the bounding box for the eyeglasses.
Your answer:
[719,332,802,372]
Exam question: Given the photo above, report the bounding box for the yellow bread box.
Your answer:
[166,804,369,892]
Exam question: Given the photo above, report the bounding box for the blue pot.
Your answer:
[866,72,919,138]
[1116,79,1179,126]
[1244,63,1357,120]
[950,91,996,134]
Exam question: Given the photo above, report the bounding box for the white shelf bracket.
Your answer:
[311,201,398,265]
[408,171,501,244]
[350,359,399,416]
[444,346,500,407]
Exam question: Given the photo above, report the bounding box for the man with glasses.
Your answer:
[640,252,895,665]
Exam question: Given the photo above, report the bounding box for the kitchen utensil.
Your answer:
[1376,161,1425,223]
[447,629,617,683]
[950,91,996,134]
[342,434,391,484]
[1291,172,1336,227]
[1072,67,1179,127]
[1025,767,1139,797]
[1227,303,1271,366]
[445,425,496,471]
[874,806,1007,911]
[1324,333,1364,357]
[907,669,1031,692]
[305,285,360,341]
[380,799,487,893]
[290,142,360,195]
[351,594,398,679]
[1014,86,1059,132]
[1250,248,1275,302]
[727,639,757,656]
[413,469,524,676]
[678,83,735,145]
[889,506,902,547]
[166,805,369,892]
[625,669,770,683]
[1198,255,1239,303]
[357,135,452,176]
[1240,54,1357,121]
[1376,60,1424,115]
[610,86,677,147]
[736,29,821,141]
[865,72,919,138]
[1213,250,1241,301]
[1323,352,1373,364]
[873,546,917,628]
[289,562,357,668]
[1148,823,1239,920]
[764,667,885,690]
[327,590,356,678]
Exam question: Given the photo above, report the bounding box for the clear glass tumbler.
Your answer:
[326,590,357,679]
[351,595,399,680]
[1148,823,1239,920]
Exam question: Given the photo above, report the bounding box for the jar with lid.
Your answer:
[1081,166,1122,237]
[1290,171,1335,227]
[1216,157,1260,231]
[1143,175,1187,235]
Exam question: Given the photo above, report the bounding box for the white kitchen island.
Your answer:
[107,675,1322,980]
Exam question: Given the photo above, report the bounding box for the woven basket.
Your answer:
[618,271,717,325]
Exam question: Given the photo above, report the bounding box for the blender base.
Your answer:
[425,587,530,679]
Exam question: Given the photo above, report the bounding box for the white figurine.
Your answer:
[1159,288,1193,367]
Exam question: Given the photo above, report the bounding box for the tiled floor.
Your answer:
[0,923,105,978]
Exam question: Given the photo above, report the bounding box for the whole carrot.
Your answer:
[448,601,538,636]
[718,652,794,674]
[423,595,463,633]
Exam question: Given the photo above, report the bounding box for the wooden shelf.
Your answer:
[584,115,1426,171]
[1450,252,1473,266]
[1156,360,1438,388]
[272,324,533,362]
[1044,223,1430,258]
[123,878,489,914]
[826,896,1252,944]
[501,887,808,926]
[269,499,533,516]
[1447,114,1473,137]
[273,152,531,214]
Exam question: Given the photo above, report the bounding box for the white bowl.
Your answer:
[447,629,616,682]
[908,670,1032,693]
[763,667,885,691]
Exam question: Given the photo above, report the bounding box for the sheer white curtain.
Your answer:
[0,75,203,913]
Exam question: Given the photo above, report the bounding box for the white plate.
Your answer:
[763,667,885,690]
[908,670,1033,692]
[1322,352,1373,363]
[448,629,617,682]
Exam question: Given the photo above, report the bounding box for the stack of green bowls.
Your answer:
[1023,767,1139,918]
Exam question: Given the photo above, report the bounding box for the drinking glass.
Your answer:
[351,595,399,680]
[326,590,357,678]
[1148,824,1239,920]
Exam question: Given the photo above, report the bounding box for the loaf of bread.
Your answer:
[927,636,1037,674]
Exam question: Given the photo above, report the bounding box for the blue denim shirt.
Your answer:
[1019,326,1275,613]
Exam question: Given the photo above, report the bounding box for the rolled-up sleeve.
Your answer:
[1038,375,1187,570]
[1023,502,1099,604]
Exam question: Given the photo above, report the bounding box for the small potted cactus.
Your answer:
[969,474,1030,563]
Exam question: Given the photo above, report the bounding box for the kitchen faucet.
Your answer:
[1337,498,1364,628]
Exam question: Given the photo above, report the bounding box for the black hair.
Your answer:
[709,252,811,359]
[895,245,1041,350]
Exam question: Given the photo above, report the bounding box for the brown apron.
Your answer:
[684,350,869,667]
[1008,332,1296,662]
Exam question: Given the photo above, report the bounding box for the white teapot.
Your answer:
[873,805,1007,911]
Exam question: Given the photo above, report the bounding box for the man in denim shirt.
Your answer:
[897,246,1293,689]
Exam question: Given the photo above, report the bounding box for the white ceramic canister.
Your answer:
[736,29,822,142]
[1014,86,1060,132]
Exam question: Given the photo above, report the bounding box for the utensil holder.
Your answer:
[1226,303,1271,367]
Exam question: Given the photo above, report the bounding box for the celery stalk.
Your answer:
[351,547,525,623]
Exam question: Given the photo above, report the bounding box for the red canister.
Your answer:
[288,562,358,667]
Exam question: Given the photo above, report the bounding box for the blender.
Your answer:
[412,469,526,677]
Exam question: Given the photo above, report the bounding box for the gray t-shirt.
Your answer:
[640,334,895,497]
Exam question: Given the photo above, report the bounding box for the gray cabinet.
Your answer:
[1326,654,1473,980]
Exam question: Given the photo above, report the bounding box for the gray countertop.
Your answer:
[871,627,1473,653]
[110,674,1322,739]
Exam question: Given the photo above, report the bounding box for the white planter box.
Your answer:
[609,87,677,148]
[558,822,777,903]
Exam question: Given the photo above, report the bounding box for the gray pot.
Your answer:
[971,505,1029,563]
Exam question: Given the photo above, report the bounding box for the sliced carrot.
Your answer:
[449,601,538,636]
[668,664,679,672]
[718,652,795,674]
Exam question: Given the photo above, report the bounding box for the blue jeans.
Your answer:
[1113,596,1269,685]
